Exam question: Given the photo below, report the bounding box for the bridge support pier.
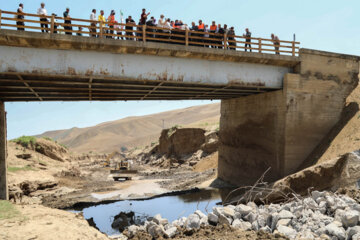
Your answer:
[0,102,8,200]
[218,49,360,186]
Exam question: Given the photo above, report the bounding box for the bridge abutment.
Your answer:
[218,49,360,186]
[0,101,8,200]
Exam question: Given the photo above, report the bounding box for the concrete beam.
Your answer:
[0,45,290,88]
[0,101,8,200]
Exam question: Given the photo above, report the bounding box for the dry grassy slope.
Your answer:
[37,103,220,154]
[318,83,360,163]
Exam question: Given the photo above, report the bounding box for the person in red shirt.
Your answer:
[107,10,116,38]
[140,8,150,25]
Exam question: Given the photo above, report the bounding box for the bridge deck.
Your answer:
[0,30,300,102]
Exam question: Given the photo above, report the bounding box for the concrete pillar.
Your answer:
[0,101,8,200]
[218,49,359,187]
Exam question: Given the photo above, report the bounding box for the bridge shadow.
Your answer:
[297,101,359,170]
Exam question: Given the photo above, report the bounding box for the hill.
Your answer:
[37,103,220,154]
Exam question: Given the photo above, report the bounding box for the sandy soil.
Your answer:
[0,203,109,240]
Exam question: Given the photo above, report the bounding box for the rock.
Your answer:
[352,233,360,240]
[297,230,315,239]
[276,218,291,228]
[278,210,295,219]
[213,207,224,217]
[148,225,165,238]
[312,191,325,201]
[271,214,279,231]
[127,225,139,237]
[335,209,346,223]
[260,226,271,233]
[252,221,259,231]
[325,222,346,240]
[318,201,327,214]
[218,213,232,225]
[194,210,207,219]
[243,212,257,223]
[153,214,168,226]
[277,225,297,239]
[186,214,200,229]
[304,197,319,210]
[342,210,359,228]
[199,216,208,226]
[234,212,242,220]
[223,206,235,219]
[347,226,360,240]
[208,212,218,225]
[235,204,252,216]
[164,227,177,238]
[231,219,251,230]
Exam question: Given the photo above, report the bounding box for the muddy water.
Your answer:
[82,188,222,236]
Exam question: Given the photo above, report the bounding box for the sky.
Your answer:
[1,0,359,139]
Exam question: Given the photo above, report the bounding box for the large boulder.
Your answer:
[157,128,206,157]
[35,138,69,162]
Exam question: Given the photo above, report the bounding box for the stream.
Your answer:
[80,188,223,236]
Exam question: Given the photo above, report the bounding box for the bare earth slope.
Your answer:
[37,103,220,153]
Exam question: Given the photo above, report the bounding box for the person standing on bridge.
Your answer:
[90,9,97,37]
[63,7,72,35]
[140,8,150,25]
[125,16,135,40]
[209,21,217,48]
[228,27,236,50]
[37,3,48,33]
[107,10,116,38]
[243,28,252,52]
[271,33,280,55]
[98,10,106,37]
[16,3,25,31]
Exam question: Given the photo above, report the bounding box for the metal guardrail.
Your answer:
[0,9,300,56]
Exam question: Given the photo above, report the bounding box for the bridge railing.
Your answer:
[0,10,300,56]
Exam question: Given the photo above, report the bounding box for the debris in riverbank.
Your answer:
[124,190,360,239]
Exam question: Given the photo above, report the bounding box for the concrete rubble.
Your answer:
[123,191,360,239]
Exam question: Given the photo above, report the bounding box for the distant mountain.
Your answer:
[37,103,220,154]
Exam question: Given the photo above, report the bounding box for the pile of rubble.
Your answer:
[123,191,360,239]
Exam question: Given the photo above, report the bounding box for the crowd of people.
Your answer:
[14,3,282,54]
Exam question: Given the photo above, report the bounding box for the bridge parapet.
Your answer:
[0,9,300,56]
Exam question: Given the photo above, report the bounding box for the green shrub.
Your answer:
[11,136,36,148]
[8,166,35,172]
[0,201,21,220]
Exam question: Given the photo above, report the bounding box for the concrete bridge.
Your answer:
[0,29,359,200]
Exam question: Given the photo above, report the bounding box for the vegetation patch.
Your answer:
[11,136,36,148]
[8,166,35,172]
[0,201,21,220]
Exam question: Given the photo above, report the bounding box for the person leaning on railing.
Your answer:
[37,2,48,33]
[107,10,116,38]
[16,3,25,31]
[271,33,280,55]
[125,16,135,40]
[228,27,236,50]
[90,9,97,37]
[209,21,217,48]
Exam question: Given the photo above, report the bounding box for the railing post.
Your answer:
[50,15,55,34]
[99,23,103,38]
[292,41,295,56]
[0,10,2,29]
[223,33,227,49]
[185,29,189,46]
[142,25,146,42]
[258,39,262,53]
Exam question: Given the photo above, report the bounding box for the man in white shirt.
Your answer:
[37,2,48,33]
[16,3,25,31]
[90,9,97,37]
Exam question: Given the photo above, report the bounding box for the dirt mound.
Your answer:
[237,151,360,204]
[193,152,218,172]
[157,128,206,157]
[35,138,69,162]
